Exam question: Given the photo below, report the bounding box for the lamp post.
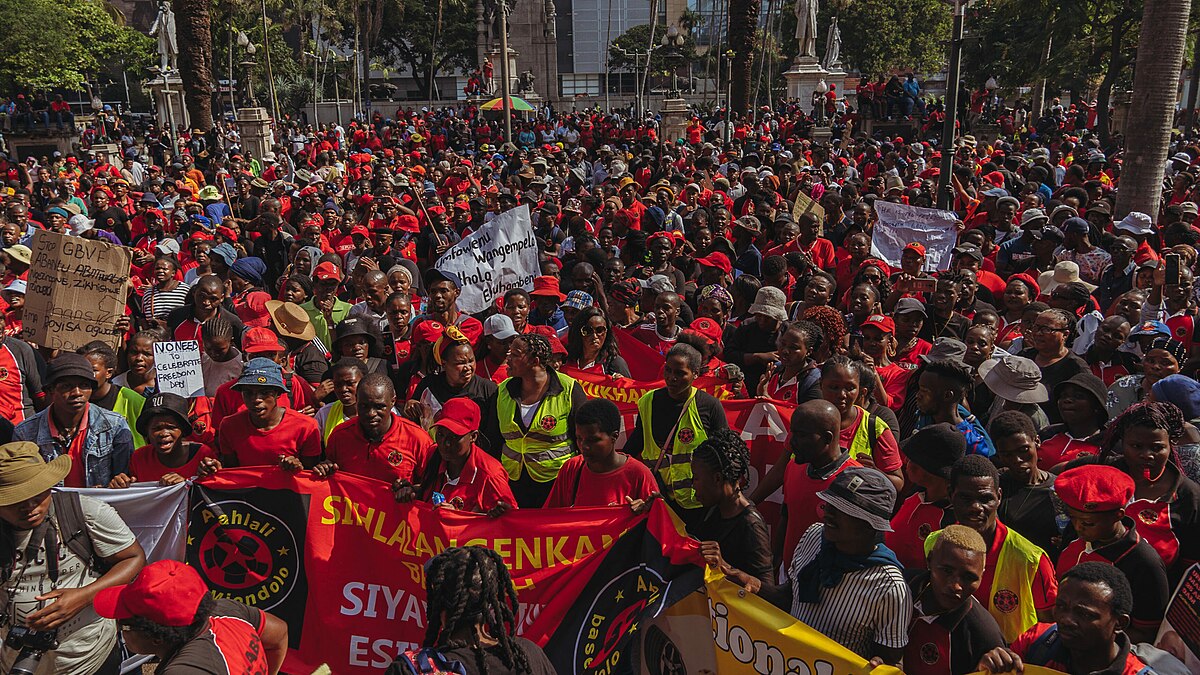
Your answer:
[661,25,685,97]
[936,0,967,210]
[498,0,512,143]
[814,78,829,125]
[724,49,734,143]
[984,75,998,121]
[238,32,260,109]
[612,46,650,118]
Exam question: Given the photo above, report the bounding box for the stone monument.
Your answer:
[145,1,189,131]
[784,0,830,112]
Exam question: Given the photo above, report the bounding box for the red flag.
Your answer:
[612,325,666,380]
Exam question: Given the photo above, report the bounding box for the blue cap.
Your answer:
[983,187,1009,198]
[232,357,289,392]
[140,193,161,205]
[563,290,593,311]
[1129,320,1171,340]
[1063,217,1090,234]
[190,214,213,229]
[210,242,238,267]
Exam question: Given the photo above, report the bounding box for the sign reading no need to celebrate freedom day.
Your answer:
[871,200,960,272]
[434,204,540,314]
[22,230,131,352]
[153,340,205,398]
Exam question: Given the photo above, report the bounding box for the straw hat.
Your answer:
[0,442,72,507]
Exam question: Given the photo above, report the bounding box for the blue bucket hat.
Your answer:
[232,357,289,393]
[210,242,238,267]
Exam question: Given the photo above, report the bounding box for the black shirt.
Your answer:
[725,323,783,391]
[919,311,970,342]
[1018,350,1087,424]
[1059,518,1170,630]
[999,470,1063,561]
[690,504,774,584]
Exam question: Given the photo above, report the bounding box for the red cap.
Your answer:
[350,224,372,238]
[428,205,447,215]
[695,251,733,276]
[548,335,567,356]
[432,397,481,437]
[1054,465,1135,512]
[242,326,285,353]
[862,314,895,334]
[904,242,926,257]
[314,261,342,281]
[235,291,273,328]
[396,214,420,233]
[530,276,566,301]
[94,560,209,627]
[687,317,724,346]
[412,320,445,344]
[215,226,238,242]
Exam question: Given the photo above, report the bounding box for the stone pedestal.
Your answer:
[784,57,829,111]
[6,133,79,162]
[488,47,521,97]
[236,107,273,161]
[811,125,833,145]
[146,75,189,131]
[660,97,690,143]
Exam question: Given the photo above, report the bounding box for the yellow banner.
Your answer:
[966,669,1068,675]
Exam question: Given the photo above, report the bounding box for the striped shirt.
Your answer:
[788,523,912,659]
[142,281,192,319]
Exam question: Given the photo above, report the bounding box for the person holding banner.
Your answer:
[214,358,322,471]
[419,269,483,348]
[626,343,729,527]
[320,373,434,484]
[110,392,218,487]
[483,334,587,508]
[544,398,656,509]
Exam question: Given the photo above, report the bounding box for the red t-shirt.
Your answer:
[50,407,89,487]
[425,445,516,513]
[1010,624,1149,675]
[782,456,860,564]
[838,406,903,472]
[975,522,1059,618]
[895,338,933,366]
[1037,432,1101,471]
[129,443,218,483]
[208,376,316,432]
[887,492,953,569]
[216,408,322,466]
[629,323,679,357]
[877,362,914,411]
[325,413,433,484]
[543,454,658,508]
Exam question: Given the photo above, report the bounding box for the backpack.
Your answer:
[386,648,469,675]
[0,492,108,584]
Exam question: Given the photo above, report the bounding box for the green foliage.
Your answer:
[372,0,475,90]
[834,0,951,76]
[0,0,153,90]
[608,24,700,75]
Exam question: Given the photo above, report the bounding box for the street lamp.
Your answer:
[661,25,685,97]
[936,0,968,210]
[814,78,829,125]
[612,45,650,118]
[239,34,259,109]
[723,49,734,143]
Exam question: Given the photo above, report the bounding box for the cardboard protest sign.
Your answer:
[792,189,826,224]
[153,340,205,398]
[434,204,540,314]
[871,200,959,271]
[22,230,131,351]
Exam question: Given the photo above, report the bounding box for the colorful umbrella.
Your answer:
[481,96,534,111]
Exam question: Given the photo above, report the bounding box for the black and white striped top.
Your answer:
[787,523,912,659]
[142,281,192,319]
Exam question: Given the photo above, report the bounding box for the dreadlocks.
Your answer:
[424,546,533,675]
[692,428,751,489]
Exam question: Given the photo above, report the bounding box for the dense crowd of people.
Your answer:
[0,93,1197,674]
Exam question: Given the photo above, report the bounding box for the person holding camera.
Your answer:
[0,441,146,674]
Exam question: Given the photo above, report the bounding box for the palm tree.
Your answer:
[173,0,215,130]
[1114,0,1192,218]
[727,0,759,114]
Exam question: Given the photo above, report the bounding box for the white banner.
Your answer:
[153,340,205,398]
[871,201,960,272]
[57,482,190,563]
[434,204,540,314]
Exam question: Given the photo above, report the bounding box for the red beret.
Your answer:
[1054,465,1135,512]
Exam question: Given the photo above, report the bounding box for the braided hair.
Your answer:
[692,429,751,490]
[424,546,533,675]
[517,333,553,368]
[1101,401,1188,462]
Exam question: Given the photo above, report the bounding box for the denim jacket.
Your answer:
[13,404,134,487]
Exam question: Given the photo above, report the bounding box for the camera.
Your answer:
[6,626,58,675]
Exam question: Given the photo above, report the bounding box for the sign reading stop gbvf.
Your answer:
[153,340,205,398]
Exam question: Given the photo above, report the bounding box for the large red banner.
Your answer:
[186,469,704,675]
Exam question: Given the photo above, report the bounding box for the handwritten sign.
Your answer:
[153,340,205,398]
[434,204,540,314]
[22,230,131,351]
[871,201,959,271]
[792,190,826,224]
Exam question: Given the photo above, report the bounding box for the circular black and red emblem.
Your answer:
[994,589,1019,613]
[678,428,695,444]
[920,642,940,664]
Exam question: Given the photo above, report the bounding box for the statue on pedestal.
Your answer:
[518,70,536,95]
[794,0,818,60]
[149,0,178,74]
[823,16,842,70]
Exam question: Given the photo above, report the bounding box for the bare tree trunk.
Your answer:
[174,0,215,130]
[1115,0,1192,219]
[728,0,759,114]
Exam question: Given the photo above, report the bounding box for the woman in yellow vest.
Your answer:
[483,333,587,508]
[626,343,729,528]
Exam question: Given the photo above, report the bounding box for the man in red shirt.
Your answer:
[544,398,656,508]
[215,358,321,470]
[976,563,1153,675]
[317,373,432,483]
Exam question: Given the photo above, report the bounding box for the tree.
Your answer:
[372,0,474,94]
[608,24,699,76]
[837,0,950,76]
[1116,0,1193,218]
[174,0,215,130]
[728,0,760,113]
[0,0,152,91]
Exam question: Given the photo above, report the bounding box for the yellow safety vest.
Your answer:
[637,388,707,511]
[926,525,1043,643]
[497,371,577,483]
[321,401,349,443]
[847,405,890,463]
